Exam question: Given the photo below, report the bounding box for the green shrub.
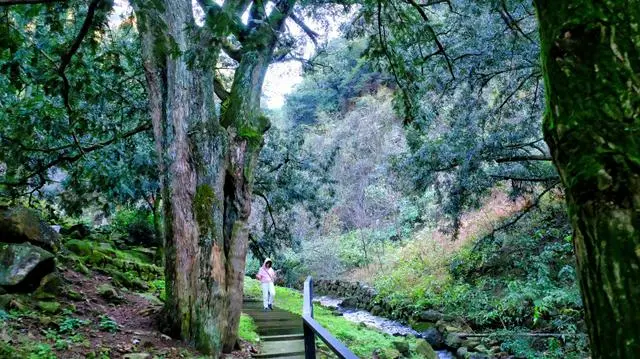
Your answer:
[98,315,119,333]
[113,208,158,247]
[238,314,259,343]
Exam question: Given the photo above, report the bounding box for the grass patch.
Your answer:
[244,278,420,358]
[238,313,260,344]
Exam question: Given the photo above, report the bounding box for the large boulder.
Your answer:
[97,283,123,304]
[340,296,359,308]
[0,206,61,252]
[392,341,410,356]
[0,243,55,292]
[422,327,445,349]
[416,339,437,359]
[419,310,446,322]
[59,223,91,239]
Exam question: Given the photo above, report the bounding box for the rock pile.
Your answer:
[0,206,61,294]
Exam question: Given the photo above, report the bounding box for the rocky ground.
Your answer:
[0,205,253,358]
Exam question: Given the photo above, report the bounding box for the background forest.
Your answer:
[0,0,599,358]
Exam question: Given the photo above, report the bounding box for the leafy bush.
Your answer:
[113,208,158,247]
[58,316,89,334]
[238,314,259,343]
[149,279,166,301]
[98,315,119,333]
[372,199,587,357]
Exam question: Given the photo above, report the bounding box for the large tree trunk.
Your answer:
[131,0,288,354]
[134,1,229,354]
[218,44,274,349]
[534,1,640,357]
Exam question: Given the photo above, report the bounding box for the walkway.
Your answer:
[243,299,306,358]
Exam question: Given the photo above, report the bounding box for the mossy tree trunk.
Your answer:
[534,1,640,357]
[131,0,295,355]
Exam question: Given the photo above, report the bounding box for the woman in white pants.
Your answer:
[256,258,276,311]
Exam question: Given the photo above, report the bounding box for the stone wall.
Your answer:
[313,279,411,321]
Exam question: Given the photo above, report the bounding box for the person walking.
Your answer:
[256,258,276,311]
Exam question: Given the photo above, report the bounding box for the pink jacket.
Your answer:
[256,258,276,283]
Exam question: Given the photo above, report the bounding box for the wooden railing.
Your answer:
[303,276,358,359]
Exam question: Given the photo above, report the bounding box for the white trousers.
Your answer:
[262,282,275,308]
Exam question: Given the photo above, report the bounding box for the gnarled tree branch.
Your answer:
[290,13,319,46]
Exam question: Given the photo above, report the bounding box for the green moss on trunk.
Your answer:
[535,0,640,357]
[194,184,216,236]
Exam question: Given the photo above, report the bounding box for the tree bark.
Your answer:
[534,1,640,357]
[133,0,228,354]
[131,0,294,355]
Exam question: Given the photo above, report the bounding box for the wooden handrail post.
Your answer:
[303,276,316,359]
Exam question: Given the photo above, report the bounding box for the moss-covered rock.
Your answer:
[380,348,402,359]
[37,272,62,295]
[136,292,163,306]
[66,289,85,301]
[75,261,90,275]
[392,340,410,356]
[0,242,55,292]
[0,205,61,252]
[97,283,122,304]
[37,301,61,314]
[0,294,13,309]
[65,239,93,256]
[111,271,149,291]
[416,339,437,359]
[60,223,91,239]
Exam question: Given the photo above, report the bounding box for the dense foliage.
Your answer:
[359,0,559,235]
[0,3,156,218]
[6,0,633,357]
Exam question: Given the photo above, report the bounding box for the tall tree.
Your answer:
[534,0,640,357]
[129,0,323,354]
[358,0,558,236]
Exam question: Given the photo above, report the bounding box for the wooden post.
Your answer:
[303,276,316,359]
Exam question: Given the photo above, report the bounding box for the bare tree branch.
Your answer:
[0,122,151,187]
[498,0,535,44]
[495,155,552,163]
[58,0,104,157]
[255,192,278,232]
[404,0,455,79]
[290,13,319,46]
[489,181,561,234]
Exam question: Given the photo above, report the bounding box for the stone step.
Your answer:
[261,339,305,354]
[252,354,305,359]
[243,300,308,358]
[261,334,305,342]
[254,317,299,323]
[257,326,304,336]
[255,320,302,328]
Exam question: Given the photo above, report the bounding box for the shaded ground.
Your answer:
[1,267,253,359]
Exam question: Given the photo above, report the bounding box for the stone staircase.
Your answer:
[243,299,306,358]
